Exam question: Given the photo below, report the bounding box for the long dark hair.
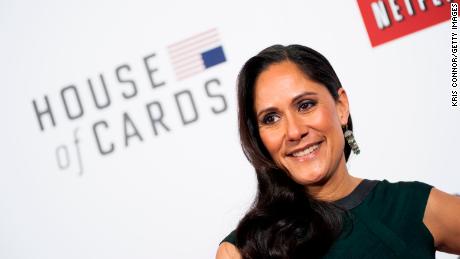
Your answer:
[235,44,354,258]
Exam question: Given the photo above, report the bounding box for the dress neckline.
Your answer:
[333,179,379,210]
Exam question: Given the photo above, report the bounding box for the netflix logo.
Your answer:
[357,0,454,46]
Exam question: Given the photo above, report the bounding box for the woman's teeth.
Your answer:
[292,144,320,157]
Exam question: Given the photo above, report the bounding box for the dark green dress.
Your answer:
[221,180,435,258]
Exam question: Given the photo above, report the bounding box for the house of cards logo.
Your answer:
[31,28,228,176]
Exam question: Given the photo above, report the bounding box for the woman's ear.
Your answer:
[336,88,350,125]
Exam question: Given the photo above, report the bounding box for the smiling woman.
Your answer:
[216,45,460,259]
[254,62,349,191]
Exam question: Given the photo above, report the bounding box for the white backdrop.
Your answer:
[0,0,457,258]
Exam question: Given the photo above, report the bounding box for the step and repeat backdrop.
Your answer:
[0,0,457,258]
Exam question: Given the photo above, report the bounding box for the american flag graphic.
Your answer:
[168,28,227,81]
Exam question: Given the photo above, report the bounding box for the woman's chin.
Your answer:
[290,170,327,186]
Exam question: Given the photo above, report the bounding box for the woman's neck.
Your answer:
[306,158,362,202]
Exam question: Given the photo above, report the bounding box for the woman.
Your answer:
[216,45,460,258]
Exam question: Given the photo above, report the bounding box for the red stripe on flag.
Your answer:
[169,38,220,60]
[168,28,217,50]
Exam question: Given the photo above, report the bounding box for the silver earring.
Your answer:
[343,125,360,155]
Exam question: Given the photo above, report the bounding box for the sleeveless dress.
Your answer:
[221,179,435,258]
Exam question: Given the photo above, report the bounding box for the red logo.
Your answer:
[357,0,453,47]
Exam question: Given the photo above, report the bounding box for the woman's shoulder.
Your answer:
[216,231,241,259]
[220,230,237,245]
[362,179,434,230]
[216,242,241,259]
[334,179,432,212]
[378,179,433,190]
[372,179,433,204]
[339,179,437,257]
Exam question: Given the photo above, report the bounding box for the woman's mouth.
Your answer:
[288,141,323,160]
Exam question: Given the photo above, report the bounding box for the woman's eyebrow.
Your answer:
[292,91,317,104]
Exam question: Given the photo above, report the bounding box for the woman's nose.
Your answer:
[285,114,306,141]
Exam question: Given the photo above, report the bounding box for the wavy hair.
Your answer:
[235,45,353,258]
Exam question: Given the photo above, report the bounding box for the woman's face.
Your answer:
[254,61,349,186]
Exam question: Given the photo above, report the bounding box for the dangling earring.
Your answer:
[343,125,360,155]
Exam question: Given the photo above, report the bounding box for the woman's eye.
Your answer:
[261,113,279,125]
[298,100,315,112]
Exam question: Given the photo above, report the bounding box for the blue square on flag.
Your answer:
[168,28,227,81]
[202,46,226,68]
